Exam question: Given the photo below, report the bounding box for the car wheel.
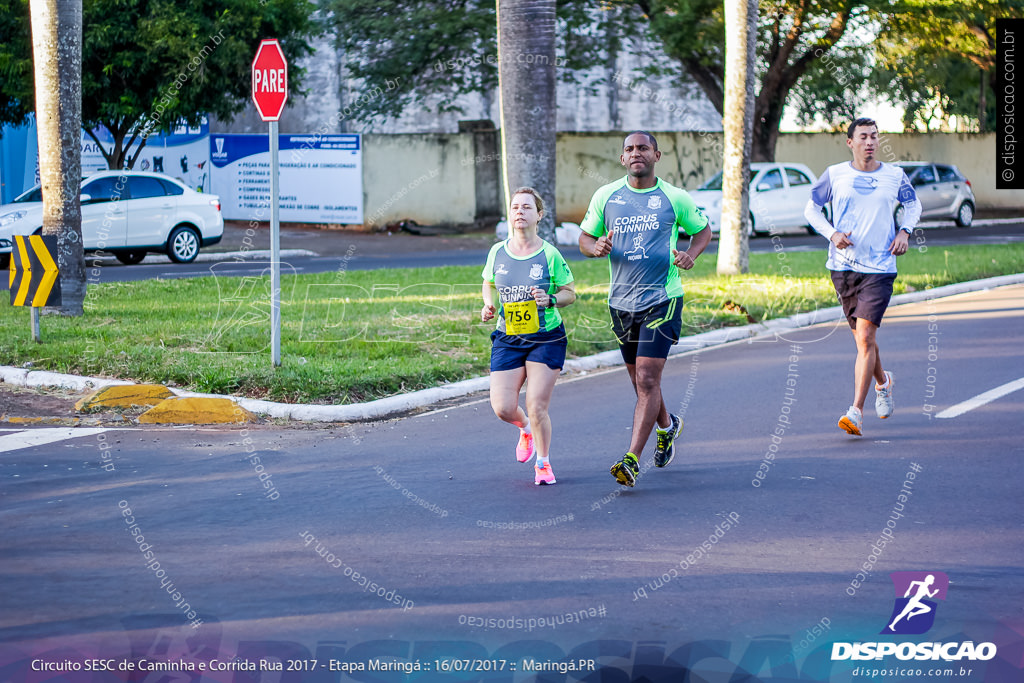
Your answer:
[894,204,906,228]
[955,201,974,228]
[747,213,757,238]
[115,251,146,265]
[167,225,200,263]
[0,253,9,270]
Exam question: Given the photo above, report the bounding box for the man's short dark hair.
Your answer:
[624,130,658,151]
[847,118,877,138]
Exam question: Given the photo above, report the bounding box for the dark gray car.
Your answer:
[894,161,976,228]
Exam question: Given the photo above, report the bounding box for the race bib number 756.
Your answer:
[503,299,540,335]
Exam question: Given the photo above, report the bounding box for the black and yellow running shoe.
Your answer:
[610,452,640,487]
[654,414,683,468]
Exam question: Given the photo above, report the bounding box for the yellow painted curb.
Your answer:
[76,384,173,412]
[4,416,82,425]
[138,397,256,424]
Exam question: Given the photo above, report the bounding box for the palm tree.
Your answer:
[717,0,757,275]
[30,0,85,315]
[496,0,557,242]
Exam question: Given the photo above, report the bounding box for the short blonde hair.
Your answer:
[510,186,544,215]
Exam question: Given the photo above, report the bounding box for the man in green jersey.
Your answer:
[579,131,711,487]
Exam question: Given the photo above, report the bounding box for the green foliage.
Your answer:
[0,0,320,163]
[325,0,872,159]
[82,0,320,167]
[0,0,33,130]
[325,0,627,124]
[871,0,1024,131]
[785,41,873,131]
[327,0,498,122]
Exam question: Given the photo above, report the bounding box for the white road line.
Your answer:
[935,377,1024,419]
[0,428,113,454]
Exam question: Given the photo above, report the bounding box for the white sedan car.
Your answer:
[0,170,223,268]
[689,162,822,237]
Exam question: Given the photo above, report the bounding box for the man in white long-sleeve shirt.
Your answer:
[804,117,922,436]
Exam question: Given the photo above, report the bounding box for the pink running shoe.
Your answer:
[516,431,535,462]
[534,462,556,485]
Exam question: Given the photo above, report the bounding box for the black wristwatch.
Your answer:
[548,294,557,309]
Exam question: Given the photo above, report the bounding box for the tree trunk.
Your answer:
[717,0,757,276]
[978,68,986,133]
[85,118,146,170]
[496,0,557,242]
[30,0,85,316]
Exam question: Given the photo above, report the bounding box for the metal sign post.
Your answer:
[251,39,288,367]
[269,120,281,367]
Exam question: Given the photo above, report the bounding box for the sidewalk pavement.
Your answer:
[3,273,1023,425]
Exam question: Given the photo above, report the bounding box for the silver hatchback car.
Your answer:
[894,162,976,228]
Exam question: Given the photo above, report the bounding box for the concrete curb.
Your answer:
[87,248,318,265]
[2,273,1022,423]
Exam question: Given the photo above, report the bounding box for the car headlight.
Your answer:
[0,210,27,228]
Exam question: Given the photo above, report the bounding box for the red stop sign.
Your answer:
[251,39,288,121]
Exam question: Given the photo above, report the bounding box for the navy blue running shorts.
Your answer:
[830,271,897,328]
[489,324,568,372]
[610,297,683,365]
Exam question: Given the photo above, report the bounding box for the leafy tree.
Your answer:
[327,0,876,161]
[787,0,1024,133]
[1,0,319,168]
[872,0,1024,132]
[639,0,873,160]
[326,0,616,124]
[0,0,34,130]
[782,41,872,132]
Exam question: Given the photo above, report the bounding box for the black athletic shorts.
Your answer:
[830,271,897,328]
[610,297,683,365]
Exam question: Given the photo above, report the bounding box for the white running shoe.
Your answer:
[838,406,863,436]
[875,371,894,419]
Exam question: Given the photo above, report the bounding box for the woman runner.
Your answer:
[481,187,576,485]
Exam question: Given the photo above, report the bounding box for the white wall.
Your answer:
[360,131,1021,227]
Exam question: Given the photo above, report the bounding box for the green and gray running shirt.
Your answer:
[580,177,708,312]
[482,239,574,335]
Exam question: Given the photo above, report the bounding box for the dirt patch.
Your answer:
[0,383,130,425]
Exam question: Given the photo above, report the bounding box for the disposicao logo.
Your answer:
[831,572,997,663]
[882,571,948,635]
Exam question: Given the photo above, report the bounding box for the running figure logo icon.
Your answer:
[624,234,648,262]
[881,571,949,635]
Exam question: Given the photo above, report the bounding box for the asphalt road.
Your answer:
[1,285,1022,681]
[4,220,1021,285]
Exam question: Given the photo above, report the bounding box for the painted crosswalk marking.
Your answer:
[0,428,114,454]
[935,377,1024,419]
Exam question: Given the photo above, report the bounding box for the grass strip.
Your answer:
[1,243,1021,404]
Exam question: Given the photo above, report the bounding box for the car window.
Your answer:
[911,166,936,186]
[757,169,784,191]
[935,165,959,183]
[699,172,724,191]
[157,178,185,196]
[81,176,123,203]
[785,168,811,186]
[128,176,169,199]
[14,187,43,203]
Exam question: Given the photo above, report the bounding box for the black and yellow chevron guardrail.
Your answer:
[9,234,61,307]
